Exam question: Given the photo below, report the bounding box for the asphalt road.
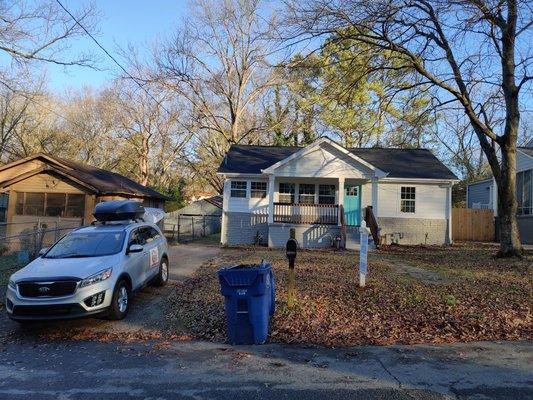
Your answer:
[0,243,531,399]
[0,339,531,399]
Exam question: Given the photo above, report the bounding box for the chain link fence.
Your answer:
[164,214,221,243]
[0,220,82,285]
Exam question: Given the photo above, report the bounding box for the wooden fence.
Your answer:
[452,208,495,242]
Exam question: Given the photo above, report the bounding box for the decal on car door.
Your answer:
[149,247,159,268]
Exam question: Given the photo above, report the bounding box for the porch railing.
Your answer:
[273,202,339,225]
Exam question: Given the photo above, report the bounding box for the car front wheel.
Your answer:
[108,279,130,320]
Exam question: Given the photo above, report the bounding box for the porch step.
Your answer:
[344,226,375,251]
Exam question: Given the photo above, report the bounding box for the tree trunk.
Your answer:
[140,136,149,186]
[495,145,522,257]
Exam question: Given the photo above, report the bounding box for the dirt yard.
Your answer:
[166,243,532,347]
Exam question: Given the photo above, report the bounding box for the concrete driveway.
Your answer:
[0,243,220,341]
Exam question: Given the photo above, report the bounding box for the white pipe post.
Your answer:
[359,220,370,287]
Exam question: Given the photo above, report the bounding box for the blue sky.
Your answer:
[45,0,186,91]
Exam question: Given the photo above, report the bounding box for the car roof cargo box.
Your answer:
[93,200,145,222]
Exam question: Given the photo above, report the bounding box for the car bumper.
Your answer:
[5,281,114,321]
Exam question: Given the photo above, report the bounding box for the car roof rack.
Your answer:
[93,200,145,223]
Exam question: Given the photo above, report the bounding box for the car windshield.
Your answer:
[44,231,126,259]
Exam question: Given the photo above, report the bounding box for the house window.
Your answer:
[319,184,336,204]
[66,194,85,217]
[278,183,295,204]
[230,181,247,198]
[251,181,267,198]
[15,192,86,217]
[517,169,532,215]
[298,184,315,204]
[45,194,66,216]
[400,186,416,213]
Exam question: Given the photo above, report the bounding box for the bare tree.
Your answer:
[154,0,279,192]
[0,87,32,161]
[285,0,532,257]
[113,80,191,188]
[0,0,98,79]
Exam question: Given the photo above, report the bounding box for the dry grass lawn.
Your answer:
[166,242,532,347]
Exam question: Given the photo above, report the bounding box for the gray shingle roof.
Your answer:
[218,145,458,180]
[52,156,169,199]
[0,154,168,200]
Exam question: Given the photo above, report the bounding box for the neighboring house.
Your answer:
[467,141,533,244]
[0,153,168,238]
[172,195,223,216]
[165,195,223,239]
[217,137,458,248]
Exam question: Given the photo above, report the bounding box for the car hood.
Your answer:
[11,254,121,282]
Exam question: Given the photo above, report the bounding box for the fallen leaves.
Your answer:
[165,243,533,347]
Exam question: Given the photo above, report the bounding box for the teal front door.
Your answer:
[344,184,361,226]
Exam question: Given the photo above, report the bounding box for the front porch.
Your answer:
[265,177,380,249]
[266,176,379,228]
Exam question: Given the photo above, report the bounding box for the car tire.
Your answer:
[108,279,131,320]
[153,257,169,287]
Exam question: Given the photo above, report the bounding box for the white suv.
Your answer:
[6,202,169,321]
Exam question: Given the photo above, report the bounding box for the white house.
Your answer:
[467,139,533,244]
[217,138,458,248]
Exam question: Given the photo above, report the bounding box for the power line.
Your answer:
[54,0,173,116]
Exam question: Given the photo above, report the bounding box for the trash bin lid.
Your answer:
[218,262,271,287]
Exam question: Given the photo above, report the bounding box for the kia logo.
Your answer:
[38,286,50,293]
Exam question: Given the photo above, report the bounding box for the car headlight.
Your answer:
[79,268,113,288]
[8,279,16,290]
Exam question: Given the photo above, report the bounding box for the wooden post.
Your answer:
[287,268,295,308]
[203,215,206,237]
[177,215,180,243]
[191,216,195,240]
[286,231,297,308]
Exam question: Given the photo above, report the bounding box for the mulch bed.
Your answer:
[166,243,532,347]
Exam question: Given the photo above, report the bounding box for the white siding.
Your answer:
[360,182,372,209]
[225,178,269,214]
[517,150,533,172]
[467,180,492,208]
[274,146,373,178]
[378,182,447,219]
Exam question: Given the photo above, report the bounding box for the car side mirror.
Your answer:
[38,247,49,256]
[127,244,143,254]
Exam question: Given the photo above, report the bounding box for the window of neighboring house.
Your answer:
[23,192,45,216]
[298,184,315,204]
[319,184,336,204]
[65,194,86,217]
[400,186,416,213]
[15,192,86,217]
[517,169,532,215]
[45,193,66,216]
[251,181,267,198]
[278,183,295,204]
[230,181,247,198]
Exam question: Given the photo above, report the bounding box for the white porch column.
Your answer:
[371,177,379,217]
[492,177,498,217]
[338,176,345,226]
[267,174,275,224]
[220,178,230,245]
[446,183,452,244]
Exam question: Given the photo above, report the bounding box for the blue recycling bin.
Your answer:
[217,261,275,345]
